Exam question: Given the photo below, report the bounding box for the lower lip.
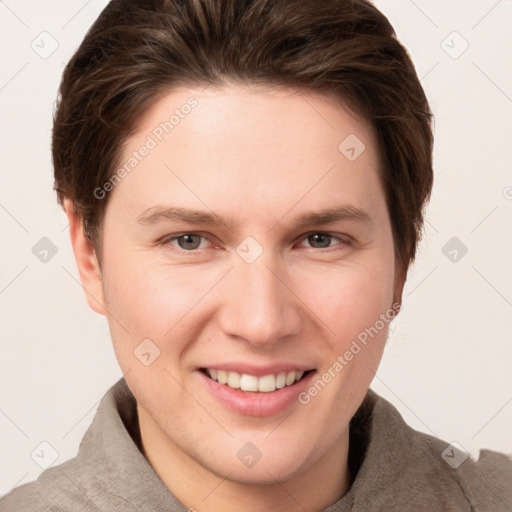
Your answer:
[198,370,316,417]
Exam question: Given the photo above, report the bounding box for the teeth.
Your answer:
[227,371,241,389]
[217,370,228,385]
[276,372,286,389]
[258,374,276,392]
[206,369,306,392]
[240,374,258,391]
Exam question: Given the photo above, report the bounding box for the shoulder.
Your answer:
[367,390,512,511]
[413,427,512,510]
[0,458,87,511]
[0,378,136,512]
[456,446,512,510]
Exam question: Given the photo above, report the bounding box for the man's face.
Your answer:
[95,84,401,483]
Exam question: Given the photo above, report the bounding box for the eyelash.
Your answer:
[157,232,352,255]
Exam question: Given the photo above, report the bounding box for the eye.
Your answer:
[158,233,211,252]
[157,231,351,255]
[298,232,350,250]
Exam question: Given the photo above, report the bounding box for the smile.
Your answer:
[202,368,311,393]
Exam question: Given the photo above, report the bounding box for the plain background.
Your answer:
[1,0,511,496]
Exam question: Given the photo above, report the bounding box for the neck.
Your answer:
[137,404,352,512]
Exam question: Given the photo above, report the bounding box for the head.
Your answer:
[55,0,433,488]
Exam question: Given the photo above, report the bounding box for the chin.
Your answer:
[191,435,315,485]
[213,456,309,486]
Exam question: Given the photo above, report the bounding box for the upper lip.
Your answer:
[199,363,315,377]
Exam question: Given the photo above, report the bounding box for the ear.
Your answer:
[63,199,106,316]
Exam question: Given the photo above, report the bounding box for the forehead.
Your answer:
[136,83,376,155]
[107,83,385,227]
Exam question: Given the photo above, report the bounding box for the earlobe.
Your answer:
[63,199,106,316]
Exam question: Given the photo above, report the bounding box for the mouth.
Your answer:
[200,368,314,393]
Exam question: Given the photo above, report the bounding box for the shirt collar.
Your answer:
[76,377,419,511]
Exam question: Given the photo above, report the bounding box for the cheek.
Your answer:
[293,257,396,354]
[101,262,209,414]
[99,249,210,372]
[101,242,204,326]
[293,259,397,421]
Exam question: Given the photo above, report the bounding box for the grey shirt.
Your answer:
[1,378,511,511]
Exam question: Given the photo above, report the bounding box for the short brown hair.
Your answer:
[53,0,433,271]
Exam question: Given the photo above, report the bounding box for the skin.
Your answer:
[65,83,405,512]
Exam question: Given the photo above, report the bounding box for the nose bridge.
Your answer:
[219,245,301,346]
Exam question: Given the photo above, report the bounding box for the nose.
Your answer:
[217,250,302,347]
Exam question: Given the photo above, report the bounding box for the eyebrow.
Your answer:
[136,204,373,229]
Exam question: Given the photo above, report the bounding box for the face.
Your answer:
[80,84,402,485]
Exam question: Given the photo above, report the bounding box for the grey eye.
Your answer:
[176,234,203,250]
[307,233,332,248]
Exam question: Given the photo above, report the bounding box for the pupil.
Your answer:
[309,233,330,248]
[179,234,201,250]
